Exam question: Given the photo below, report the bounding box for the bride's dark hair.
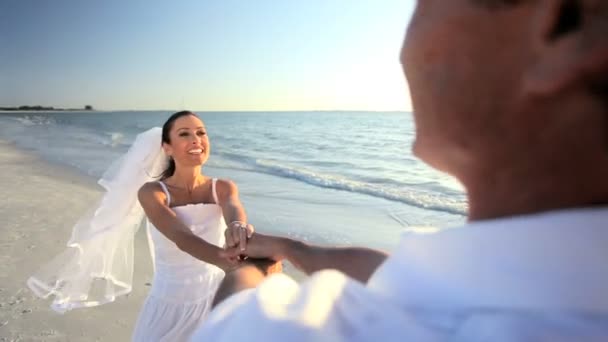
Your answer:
[159,110,199,180]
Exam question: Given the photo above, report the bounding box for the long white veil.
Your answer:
[27,127,168,313]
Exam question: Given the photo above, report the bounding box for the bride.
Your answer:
[28,111,256,341]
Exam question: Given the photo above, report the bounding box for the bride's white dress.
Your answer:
[132,179,226,342]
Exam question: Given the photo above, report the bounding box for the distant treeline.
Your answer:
[0,105,94,111]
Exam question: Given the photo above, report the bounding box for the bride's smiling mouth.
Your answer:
[187,148,205,155]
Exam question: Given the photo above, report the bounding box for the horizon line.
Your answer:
[0,108,411,113]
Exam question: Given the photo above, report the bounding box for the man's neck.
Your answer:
[463,158,608,221]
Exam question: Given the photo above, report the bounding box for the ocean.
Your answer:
[0,111,465,250]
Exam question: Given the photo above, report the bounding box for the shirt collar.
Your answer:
[369,206,608,313]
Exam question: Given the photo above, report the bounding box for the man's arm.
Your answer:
[215,234,388,306]
[225,233,388,284]
[281,238,388,283]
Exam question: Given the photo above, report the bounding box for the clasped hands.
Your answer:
[221,221,283,274]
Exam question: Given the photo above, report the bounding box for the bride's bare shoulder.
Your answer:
[213,178,240,202]
[138,181,166,204]
[139,181,162,193]
[215,178,238,192]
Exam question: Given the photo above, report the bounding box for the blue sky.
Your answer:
[0,0,414,111]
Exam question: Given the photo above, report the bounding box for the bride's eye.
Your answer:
[197,131,206,136]
[179,132,190,137]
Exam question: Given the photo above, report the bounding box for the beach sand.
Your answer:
[0,140,153,341]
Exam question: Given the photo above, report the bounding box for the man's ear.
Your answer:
[523,0,608,96]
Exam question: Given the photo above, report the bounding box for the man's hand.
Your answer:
[222,233,288,261]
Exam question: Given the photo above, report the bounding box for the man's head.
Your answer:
[402,0,608,215]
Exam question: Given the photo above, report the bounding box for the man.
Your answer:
[193,0,608,340]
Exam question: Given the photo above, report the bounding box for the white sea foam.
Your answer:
[0,111,467,217]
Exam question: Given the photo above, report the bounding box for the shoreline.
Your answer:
[0,110,99,114]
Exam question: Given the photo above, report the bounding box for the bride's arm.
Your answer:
[215,179,253,250]
[138,182,236,271]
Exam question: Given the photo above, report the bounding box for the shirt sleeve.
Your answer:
[189,269,439,342]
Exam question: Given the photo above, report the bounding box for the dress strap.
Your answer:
[212,178,219,205]
[157,181,171,206]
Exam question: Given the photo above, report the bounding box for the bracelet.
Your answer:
[229,221,254,238]
[229,221,247,228]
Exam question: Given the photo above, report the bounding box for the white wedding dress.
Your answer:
[132,179,227,341]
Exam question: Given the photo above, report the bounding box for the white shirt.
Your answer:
[191,207,608,341]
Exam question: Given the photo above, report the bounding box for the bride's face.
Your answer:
[163,115,210,167]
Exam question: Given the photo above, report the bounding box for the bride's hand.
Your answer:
[216,254,241,273]
[225,221,254,252]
